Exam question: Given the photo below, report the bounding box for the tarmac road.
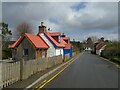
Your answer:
[42,52,118,88]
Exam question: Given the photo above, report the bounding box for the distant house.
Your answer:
[84,37,94,52]
[9,33,49,60]
[96,37,106,55]
[85,46,92,51]
[84,44,93,52]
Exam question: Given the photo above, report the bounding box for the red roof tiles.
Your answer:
[9,36,23,49]
[62,37,70,40]
[9,31,71,50]
[96,41,105,50]
[9,33,49,49]
[64,44,71,49]
[44,32,65,47]
[61,37,71,50]
[49,32,61,36]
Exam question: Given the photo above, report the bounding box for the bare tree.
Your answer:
[15,22,32,38]
[90,36,98,43]
[86,37,94,48]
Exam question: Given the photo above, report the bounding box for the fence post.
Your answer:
[20,59,24,80]
[0,63,3,89]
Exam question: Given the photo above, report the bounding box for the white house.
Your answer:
[85,47,92,51]
[39,32,64,57]
[38,22,65,58]
[96,38,106,55]
[96,45,106,55]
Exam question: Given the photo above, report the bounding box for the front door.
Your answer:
[42,50,45,58]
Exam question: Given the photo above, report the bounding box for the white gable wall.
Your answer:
[40,33,55,57]
[40,33,63,58]
[55,48,63,56]
[96,45,106,55]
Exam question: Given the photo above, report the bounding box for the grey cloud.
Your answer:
[2,2,118,41]
[67,2,118,30]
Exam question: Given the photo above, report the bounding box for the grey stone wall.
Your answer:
[15,37,36,60]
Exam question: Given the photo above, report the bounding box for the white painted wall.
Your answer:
[96,45,106,55]
[40,33,56,57]
[40,33,64,58]
[55,48,63,56]
[85,47,92,51]
[96,50,100,55]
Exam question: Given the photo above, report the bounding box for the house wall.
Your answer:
[96,49,103,55]
[63,47,72,58]
[40,33,56,57]
[55,48,63,56]
[40,33,64,58]
[35,49,47,60]
[15,37,36,60]
[96,45,106,56]
[85,47,92,51]
[96,50,100,55]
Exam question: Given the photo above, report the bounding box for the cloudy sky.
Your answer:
[2,1,119,41]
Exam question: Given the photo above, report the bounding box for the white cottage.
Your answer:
[96,38,106,55]
[38,22,65,58]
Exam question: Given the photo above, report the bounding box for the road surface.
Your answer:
[37,52,119,88]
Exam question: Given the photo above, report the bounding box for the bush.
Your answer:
[101,41,120,65]
[111,58,120,64]
[2,44,12,59]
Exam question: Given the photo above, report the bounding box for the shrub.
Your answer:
[101,41,120,64]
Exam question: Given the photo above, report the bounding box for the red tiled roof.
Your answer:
[9,33,49,49]
[49,32,61,36]
[96,41,105,50]
[60,38,67,45]
[62,37,70,40]
[61,37,71,50]
[9,36,23,48]
[44,32,65,47]
[64,44,71,49]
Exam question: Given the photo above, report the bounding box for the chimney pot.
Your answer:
[41,22,44,26]
[101,37,104,41]
[38,22,46,34]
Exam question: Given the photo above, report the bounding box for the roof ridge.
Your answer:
[37,34,49,48]
[9,33,49,49]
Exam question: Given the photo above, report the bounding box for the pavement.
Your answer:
[34,52,119,88]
